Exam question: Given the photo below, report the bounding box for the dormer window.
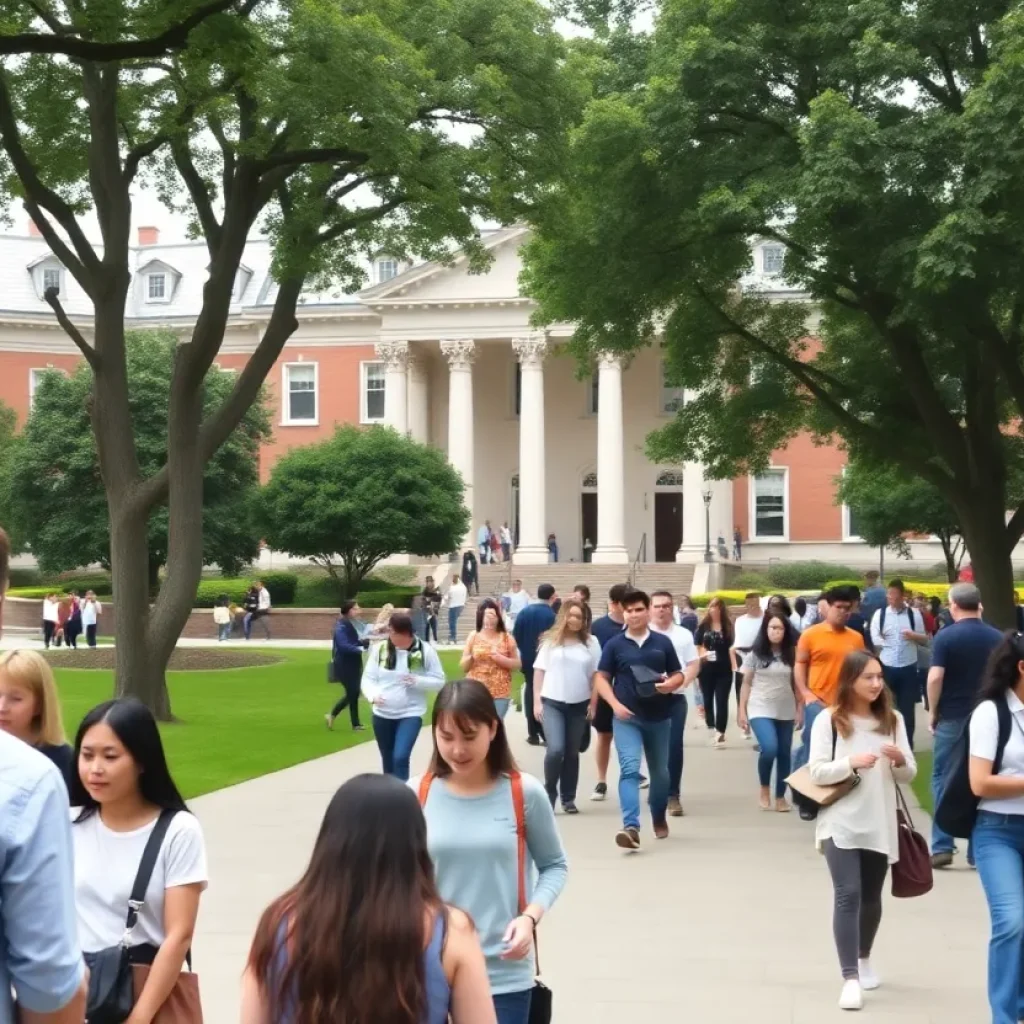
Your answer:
[27,254,65,300]
[136,258,180,307]
[147,273,167,301]
[762,244,784,274]
[42,267,61,294]
[377,258,399,284]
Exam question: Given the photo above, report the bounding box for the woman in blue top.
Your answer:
[413,679,569,1024]
[242,773,495,1024]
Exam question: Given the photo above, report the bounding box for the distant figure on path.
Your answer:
[733,525,742,561]
[477,521,492,564]
[512,584,558,744]
[444,573,469,643]
[462,549,479,595]
[325,600,370,732]
[547,533,559,563]
[81,590,102,648]
[500,522,513,562]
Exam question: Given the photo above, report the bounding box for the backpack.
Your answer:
[878,604,921,635]
[934,698,1012,839]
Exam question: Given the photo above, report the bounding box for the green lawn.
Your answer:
[54,648,465,799]
[911,750,933,812]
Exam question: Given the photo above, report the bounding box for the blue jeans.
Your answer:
[371,715,422,782]
[493,989,533,1024]
[447,606,463,643]
[493,697,510,719]
[612,715,671,829]
[882,663,918,749]
[792,699,825,773]
[931,717,966,855]
[749,718,795,798]
[669,696,688,799]
[542,698,590,805]
[973,811,1024,1024]
[217,622,231,641]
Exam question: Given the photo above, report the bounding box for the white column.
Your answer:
[407,353,430,444]
[592,352,629,564]
[375,339,409,435]
[512,334,549,564]
[678,460,709,562]
[441,339,476,550]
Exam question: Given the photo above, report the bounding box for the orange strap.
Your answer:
[418,772,434,806]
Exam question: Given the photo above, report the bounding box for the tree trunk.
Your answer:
[148,557,161,597]
[958,501,1016,628]
[938,533,957,583]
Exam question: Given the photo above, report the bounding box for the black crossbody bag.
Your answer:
[85,809,177,1024]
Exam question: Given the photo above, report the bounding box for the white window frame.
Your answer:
[145,272,169,303]
[376,258,399,284]
[281,361,319,426]
[28,366,65,410]
[762,244,785,275]
[659,359,686,415]
[749,466,790,541]
[840,467,863,542]
[41,265,62,294]
[360,360,386,424]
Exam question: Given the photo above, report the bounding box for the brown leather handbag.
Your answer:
[131,966,203,1024]
[891,785,933,898]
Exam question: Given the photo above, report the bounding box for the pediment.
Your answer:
[137,257,182,279]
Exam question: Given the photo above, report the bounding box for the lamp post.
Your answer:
[702,487,713,563]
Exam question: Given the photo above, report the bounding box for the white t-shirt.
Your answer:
[446,581,468,609]
[258,587,271,611]
[72,810,208,953]
[733,613,763,651]
[505,590,530,616]
[650,623,699,695]
[42,598,60,623]
[971,692,1024,816]
[535,637,601,704]
[81,600,101,627]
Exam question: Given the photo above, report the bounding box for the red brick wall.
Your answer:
[0,352,84,427]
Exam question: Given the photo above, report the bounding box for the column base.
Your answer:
[512,546,550,565]
[591,546,630,565]
[675,546,711,565]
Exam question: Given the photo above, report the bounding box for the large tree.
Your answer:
[523,0,1024,625]
[261,426,469,598]
[4,331,269,585]
[0,400,21,553]
[0,0,581,714]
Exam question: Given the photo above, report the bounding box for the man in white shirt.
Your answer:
[245,580,273,640]
[870,578,929,748]
[443,573,468,643]
[477,521,492,564]
[80,590,103,648]
[500,522,513,562]
[504,579,530,626]
[731,593,765,737]
[650,589,701,817]
[42,592,59,648]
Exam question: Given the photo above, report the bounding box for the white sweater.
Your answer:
[809,707,916,863]
[360,641,446,720]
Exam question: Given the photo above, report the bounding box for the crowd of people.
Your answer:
[41,589,103,649]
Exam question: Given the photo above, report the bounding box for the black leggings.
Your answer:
[822,839,889,979]
[42,620,55,647]
[700,672,733,734]
[330,678,362,728]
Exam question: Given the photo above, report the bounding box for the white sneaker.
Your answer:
[858,959,880,991]
[839,980,863,1011]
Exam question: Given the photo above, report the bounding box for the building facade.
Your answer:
[0,222,951,568]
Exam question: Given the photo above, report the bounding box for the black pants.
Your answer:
[822,839,888,979]
[66,622,79,649]
[86,624,97,648]
[425,615,438,643]
[42,620,55,647]
[330,676,362,728]
[700,672,732,734]
[523,667,544,742]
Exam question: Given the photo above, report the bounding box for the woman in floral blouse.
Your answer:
[459,598,522,717]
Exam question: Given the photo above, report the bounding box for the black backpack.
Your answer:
[934,698,1012,839]
[878,604,922,635]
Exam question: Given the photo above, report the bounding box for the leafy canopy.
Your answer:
[261,426,469,596]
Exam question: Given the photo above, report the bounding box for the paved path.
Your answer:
[191,715,988,1023]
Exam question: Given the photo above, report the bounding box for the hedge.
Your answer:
[823,579,952,600]
[690,591,754,607]
[761,561,861,590]
[194,572,298,608]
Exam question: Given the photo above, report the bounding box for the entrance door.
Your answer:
[654,492,683,562]
[581,493,597,560]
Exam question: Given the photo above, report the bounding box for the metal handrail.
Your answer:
[628,532,647,587]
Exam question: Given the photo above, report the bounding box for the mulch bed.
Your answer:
[41,649,285,671]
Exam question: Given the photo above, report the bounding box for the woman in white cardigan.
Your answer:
[809,649,916,1012]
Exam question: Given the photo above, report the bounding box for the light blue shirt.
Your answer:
[0,731,84,1022]
[477,524,490,546]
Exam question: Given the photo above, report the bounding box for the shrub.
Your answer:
[8,568,42,588]
[194,573,297,608]
[7,587,57,600]
[368,564,419,586]
[823,579,952,600]
[731,571,772,591]
[354,587,418,609]
[690,591,751,607]
[763,561,861,590]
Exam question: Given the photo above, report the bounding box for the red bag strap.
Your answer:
[418,772,434,806]
[510,771,527,913]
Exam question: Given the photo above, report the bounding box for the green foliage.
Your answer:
[690,591,754,607]
[261,426,469,597]
[4,333,270,579]
[823,580,951,600]
[762,562,862,591]
[194,572,297,608]
[0,400,22,553]
[730,571,772,591]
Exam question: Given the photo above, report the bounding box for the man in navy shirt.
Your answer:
[927,582,1004,868]
[596,588,683,850]
[513,583,558,745]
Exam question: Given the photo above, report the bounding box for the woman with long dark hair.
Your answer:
[738,614,801,812]
[414,680,568,1024]
[695,597,735,747]
[243,773,495,1024]
[363,612,446,781]
[70,699,207,1023]
[968,632,1024,1024]
[808,651,916,1011]
[459,599,521,718]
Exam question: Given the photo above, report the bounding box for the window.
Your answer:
[762,245,785,275]
[361,361,386,423]
[42,267,61,294]
[147,273,166,301]
[753,469,787,539]
[283,363,318,424]
[586,371,599,415]
[377,259,399,283]
[29,368,47,409]
[660,362,685,414]
[845,503,863,541]
[582,471,597,489]
[656,470,684,487]
[513,362,522,417]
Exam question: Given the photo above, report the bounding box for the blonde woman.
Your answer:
[0,648,74,788]
[533,598,600,814]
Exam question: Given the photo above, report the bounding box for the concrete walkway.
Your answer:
[190,715,989,1024]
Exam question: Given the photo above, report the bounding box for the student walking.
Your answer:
[462,550,480,594]
[80,590,102,648]
[213,594,232,641]
[512,583,558,745]
[70,698,208,1024]
[42,590,59,647]
[325,600,370,731]
[244,580,272,641]
[695,597,735,747]
[0,648,75,789]
[808,651,916,1011]
[243,773,496,1024]
[589,583,629,801]
[737,614,801,812]
[444,573,469,643]
[414,680,568,1024]
[363,613,446,782]
[460,598,521,718]
[732,593,765,739]
[421,575,442,643]
[533,598,600,813]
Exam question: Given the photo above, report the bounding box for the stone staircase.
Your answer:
[446,562,696,643]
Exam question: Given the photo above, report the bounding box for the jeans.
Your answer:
[792,699,826,773]
[699,672,732,734]
[931,717,966,855]
[493,697,510,718]
[217,622,231,641]
[492,989,533,1024]
[372,715,422,781]
[244,611,271,640]
[973,811,1024,1024]
[612,715,671,829]
[447,606,463,643]
[882,663,918,748]
[523,668,544,742]
[822,839,888,979]
[668,696,688,799]
[541,698,590,805]
[749,718,795,798]
[330,676,362,728]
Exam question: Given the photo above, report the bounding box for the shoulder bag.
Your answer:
[784,720,861,820]
[891,784,933,898]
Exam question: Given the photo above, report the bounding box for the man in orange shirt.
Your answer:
[792,585,865,819]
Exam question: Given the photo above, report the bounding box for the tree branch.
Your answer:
[169,136,222,248]
[43,286,99,371]
[254,147,370,173]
